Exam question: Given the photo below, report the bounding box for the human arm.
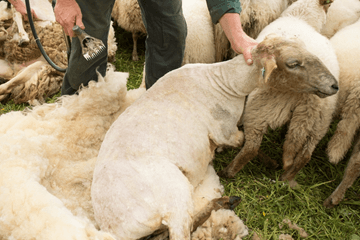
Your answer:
[219,13,258,65]
[206,0,258,65]
[54,0,85,37]
[8,0,38,21]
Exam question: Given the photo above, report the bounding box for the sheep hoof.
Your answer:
[18,38,30,46]
[323,197,336,209]
[217,169,234,179]
[258,150,279,169]
[288,179,299,189]
[229,196,241,210]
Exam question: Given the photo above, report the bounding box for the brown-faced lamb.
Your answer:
[90,34,326,240]
[218,0,339,187]
[0,0,117,104]
[323,18,360,208]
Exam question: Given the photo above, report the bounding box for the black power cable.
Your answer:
[24,0,67,72]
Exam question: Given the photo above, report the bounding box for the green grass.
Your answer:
[1,25,359,239]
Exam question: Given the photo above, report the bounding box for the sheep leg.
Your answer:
[218,128,264,178]
[327,91,360,164]
[0,59,47,101]
[324,135,360,208]
[132,32,139,61]
[0,26,7,41]
[192,196,241,231]
[12,7,29,45]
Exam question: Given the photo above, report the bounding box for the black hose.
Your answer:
[24,0,67,72]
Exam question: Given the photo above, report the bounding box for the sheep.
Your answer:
[112,0,215,64]
[214,0,292,62]
[111,0,146,61]
[0,0,118,104]
[218,0,339,187]
[323,18,360,208]
[0,64,249,240]
[320,0,360,38]
[90,34,327,240]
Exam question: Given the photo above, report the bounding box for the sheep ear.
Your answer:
[261,57,277,83]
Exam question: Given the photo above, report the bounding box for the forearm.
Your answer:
[206,0,241,24]
[219,13,258,64]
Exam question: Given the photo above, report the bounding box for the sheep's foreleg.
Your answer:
[218,128,264,179]
[11,7,30,45]
[327,92,360,164]
[0,59,47,101]
[132,32,139,61]
[192,196,241,231]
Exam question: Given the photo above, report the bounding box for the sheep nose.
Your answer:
[331,83,339,91]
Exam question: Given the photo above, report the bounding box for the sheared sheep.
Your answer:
[91,34,321,240]
[323,18,360,208]
[0,0,117,104]
[321,0,360,38]
[218,0,339,187]
[0,65,250,240]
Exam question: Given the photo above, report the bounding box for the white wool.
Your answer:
[321,0,360,38]
[182,0,215,64]
[0,69,145,240]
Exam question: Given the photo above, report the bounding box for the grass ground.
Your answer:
[1,25,359,239]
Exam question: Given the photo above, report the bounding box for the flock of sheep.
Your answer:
[0,0,360,239]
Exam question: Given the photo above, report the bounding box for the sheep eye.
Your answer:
[286,60,301,68]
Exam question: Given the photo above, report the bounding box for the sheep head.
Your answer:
[252,34,338,98]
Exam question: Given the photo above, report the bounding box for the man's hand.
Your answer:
[9,0,38,21]
[219,13,258,65]
[54,0,85,37]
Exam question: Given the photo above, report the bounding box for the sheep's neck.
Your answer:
[208,56,261,98]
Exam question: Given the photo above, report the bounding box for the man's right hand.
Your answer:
[54,0,85,37]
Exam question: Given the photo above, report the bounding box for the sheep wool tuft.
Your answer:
[0,67,145,240]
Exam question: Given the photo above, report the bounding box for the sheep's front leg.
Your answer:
[132,32,140,61]
[280,107,332,185]
[11,8,29,45]
[218,128,265,179]
[192,196,241,231]
[324,136,360,208]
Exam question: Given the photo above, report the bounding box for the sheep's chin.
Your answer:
[314,91,333,98]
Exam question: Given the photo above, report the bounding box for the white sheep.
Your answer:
[111,0,146,61]
[320,0,360,38]
[0,0,118,104]
[323,18,360,208]
[112,0,215,64]
[214,0,292,62]
[91,34,323,240]
[0,66,145,240]
[218,0,339,187]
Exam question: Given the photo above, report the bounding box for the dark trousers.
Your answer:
[61,0,115,95]
[137,0,187,89]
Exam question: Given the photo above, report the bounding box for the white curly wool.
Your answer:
[0,68,145,240]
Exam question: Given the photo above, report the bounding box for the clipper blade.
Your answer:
[73,25,106,61]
